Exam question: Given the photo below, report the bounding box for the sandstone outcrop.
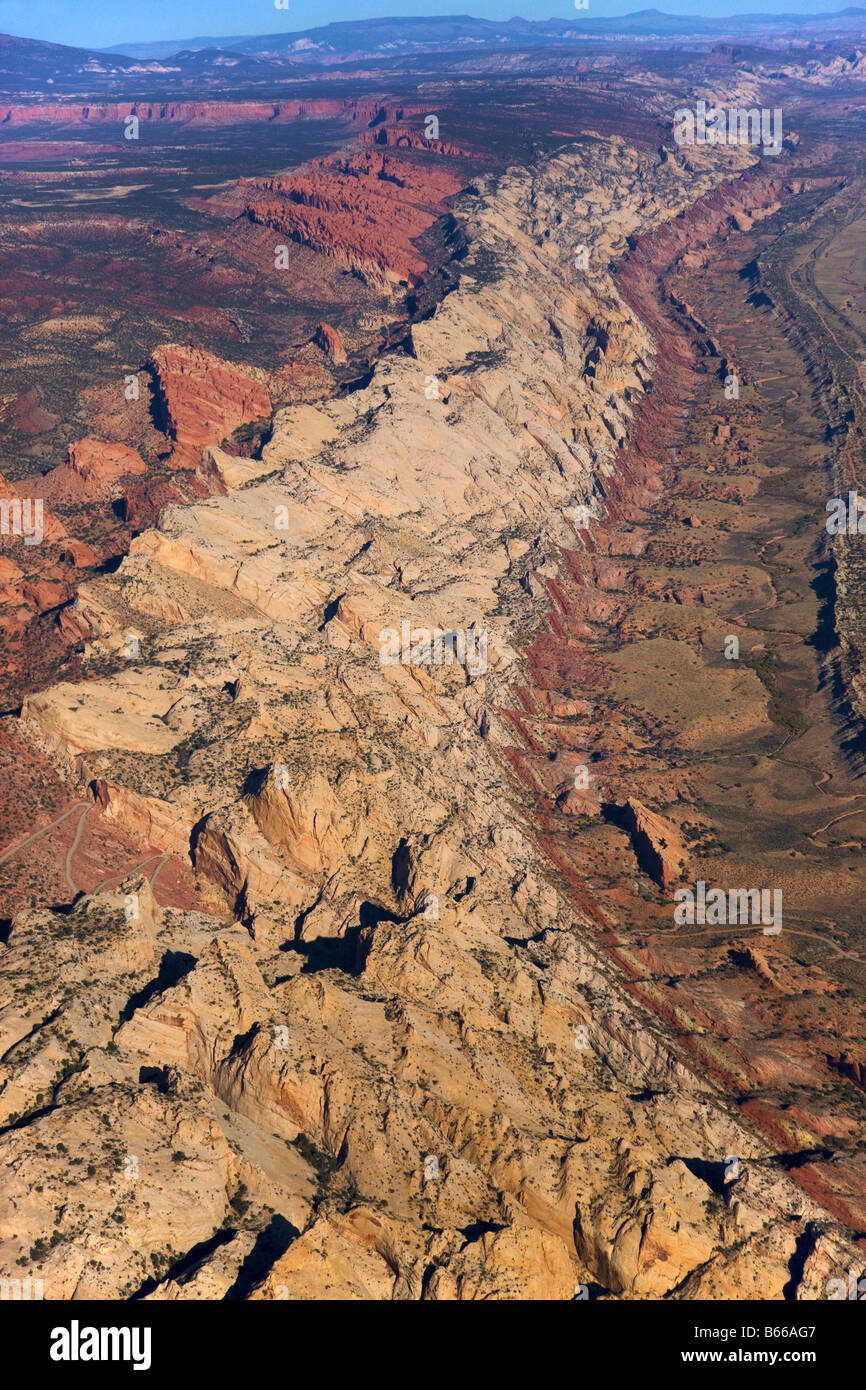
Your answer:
[312,322,347,364]
[66,436,146,485]
[615,797,686,889]
[39,436,148,502]
[150,345,272,470]
[0,97,392,128]
[2,122,863,1304]
[358,125,476,158]
[245,151,465,285]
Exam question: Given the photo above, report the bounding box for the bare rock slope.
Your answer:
[3,135,860,1300]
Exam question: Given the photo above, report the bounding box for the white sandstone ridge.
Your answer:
[7,138,846,1302]
[21,135,759,782]
[17,135,727,911]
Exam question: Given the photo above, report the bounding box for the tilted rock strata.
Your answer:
[244,151,466,285]
[3,137,861,1300]
[150,345,272,470]
[312,322,347,365]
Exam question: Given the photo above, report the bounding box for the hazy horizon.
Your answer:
[1,1,863,53]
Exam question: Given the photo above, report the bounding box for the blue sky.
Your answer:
[0,0,858,50]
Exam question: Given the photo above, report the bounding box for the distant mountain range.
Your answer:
[1,9,864,95]
[101,10,866,62]
[0,32,315,92]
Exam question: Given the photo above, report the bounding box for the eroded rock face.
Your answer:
[616,797,686,888]
[0,97,392,128]
[52,437,148,499]
[150,345,272,470]
[245,151,465,285]
[313,322,347,364]
[357,125,476,158]
[2,133,862,1303]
